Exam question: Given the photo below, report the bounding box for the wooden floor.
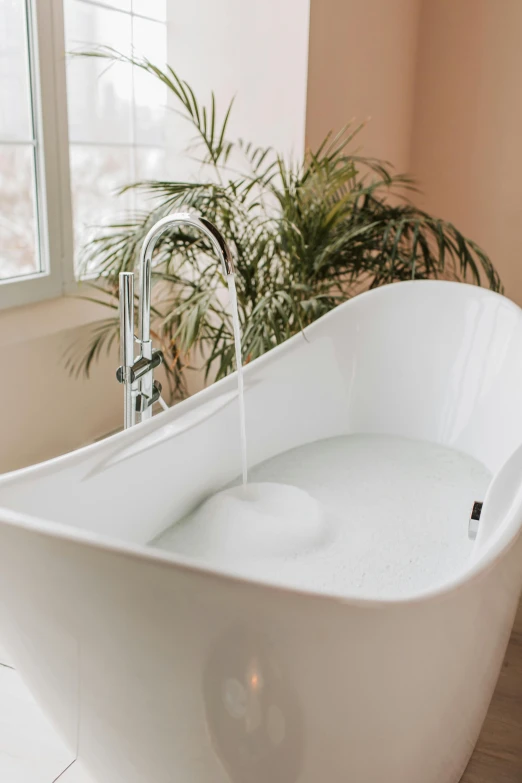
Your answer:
[462,599,522,782]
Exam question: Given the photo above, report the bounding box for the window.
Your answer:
[64,0,167,272]
[0,0,168,307]
[0,0,43,282]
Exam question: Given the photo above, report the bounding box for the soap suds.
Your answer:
[153,482,328,561]
[150,434,491,599]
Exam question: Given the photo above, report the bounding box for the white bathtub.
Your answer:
[1,280,522,783]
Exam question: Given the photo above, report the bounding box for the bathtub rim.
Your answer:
[1,279,521,610]
[0,496,520,611]
[1,278,519,484]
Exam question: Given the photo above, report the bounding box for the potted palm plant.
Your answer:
[67,49,501,400]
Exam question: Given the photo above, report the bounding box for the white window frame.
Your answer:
[0,0,75,310]
[1,0,169,311]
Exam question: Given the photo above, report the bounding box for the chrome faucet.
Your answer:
[117,212,235,429]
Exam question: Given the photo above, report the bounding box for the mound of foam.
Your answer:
[153,482,328,565]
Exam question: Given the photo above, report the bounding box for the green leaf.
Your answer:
[66,47,502,394]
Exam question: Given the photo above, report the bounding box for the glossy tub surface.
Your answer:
[1,280,522,783]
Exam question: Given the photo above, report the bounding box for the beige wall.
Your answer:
[0,297,122,473]
[410,0,522,305]
[306,0,522,305]
[306,0,421,171]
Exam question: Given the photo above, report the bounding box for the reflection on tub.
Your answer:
[204,626,304,783]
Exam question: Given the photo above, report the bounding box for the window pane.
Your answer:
[135,147,166,181]
[0,0,33,141]
[69,144,134,273]
[132,0,166,22]
[65,1,168,275]
[132,16,167,146]
[134,147,165,212]
[65,0,133,144]
[0,144,39,280]
[104,0,131,10]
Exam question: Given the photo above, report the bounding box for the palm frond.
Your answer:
[68,49,501,399]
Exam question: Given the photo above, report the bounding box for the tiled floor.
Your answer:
[1,601,521,783]
[0,663,94,783]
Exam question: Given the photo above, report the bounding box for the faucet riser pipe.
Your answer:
[139,339,154,423]
[119,272,135,430]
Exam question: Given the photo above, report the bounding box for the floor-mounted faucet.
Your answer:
[117,212,235,429]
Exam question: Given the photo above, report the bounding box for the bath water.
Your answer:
[227,275,248,486]
[151,434,491,599]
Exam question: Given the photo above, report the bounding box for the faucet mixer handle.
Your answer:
[116,349,163,384]
[135,379,162,413]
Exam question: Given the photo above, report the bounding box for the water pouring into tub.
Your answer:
[117,211,488,599]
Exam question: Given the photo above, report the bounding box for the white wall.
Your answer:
[164,0,311,178]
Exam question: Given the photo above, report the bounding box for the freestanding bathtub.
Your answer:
[1,280,522,783]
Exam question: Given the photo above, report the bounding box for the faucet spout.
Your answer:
[138,212,235,347]
[117,212,235,429]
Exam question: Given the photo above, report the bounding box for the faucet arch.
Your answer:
[118,212,234,429]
